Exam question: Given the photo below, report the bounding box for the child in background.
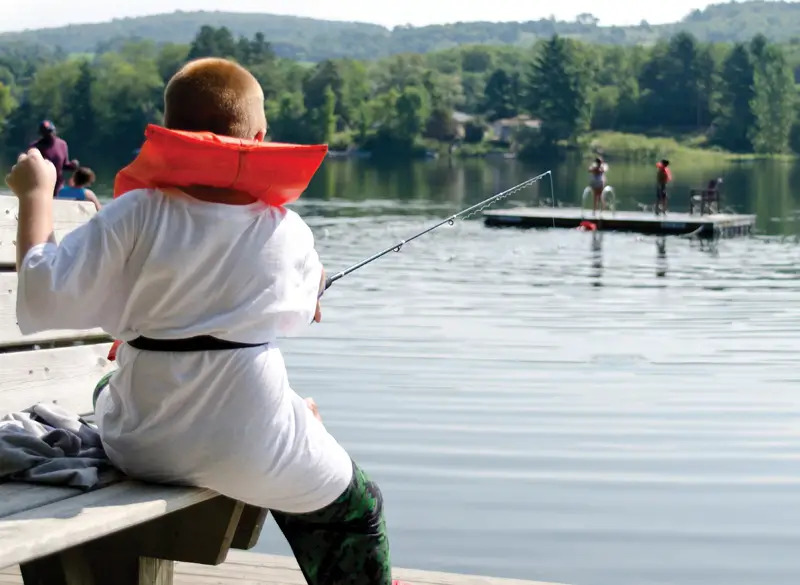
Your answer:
[655,159,672,215]
[6,57,402,585]
[57,167,101,211]
[588,157,608,214]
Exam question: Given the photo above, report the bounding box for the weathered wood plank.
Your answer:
[0,343,114,415]
[0,481,216,568]
[230,505,269,550]
[1,551,569,585]
[0,196,97,270]
[0,273,109,347]
[18,545,175,585]
[179,551,566,585]
[103,496,244,566]
[139,558,173,585]
[0,484,81,519]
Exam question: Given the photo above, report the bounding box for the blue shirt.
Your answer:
[57,186,87,201]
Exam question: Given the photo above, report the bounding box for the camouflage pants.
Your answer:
[272,460,392,585]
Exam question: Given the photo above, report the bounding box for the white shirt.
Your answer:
[16,189,353,514]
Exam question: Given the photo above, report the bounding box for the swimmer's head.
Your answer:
[164,58,267,141]
[71,167,95,188]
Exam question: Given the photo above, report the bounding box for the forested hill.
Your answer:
[1,1,799,60]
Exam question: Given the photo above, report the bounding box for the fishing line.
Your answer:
[323,171,554,291]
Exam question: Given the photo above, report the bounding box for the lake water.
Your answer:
[7,154,800,585]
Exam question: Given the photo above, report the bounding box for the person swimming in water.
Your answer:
[28,120,79,197]
[588,157,608,214]
[57,167,101,211]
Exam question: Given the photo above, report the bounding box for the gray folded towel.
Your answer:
[0,402,123,490]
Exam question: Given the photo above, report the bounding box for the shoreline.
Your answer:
[326,131,799,163]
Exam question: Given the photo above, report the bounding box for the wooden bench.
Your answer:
[0,195,268,585]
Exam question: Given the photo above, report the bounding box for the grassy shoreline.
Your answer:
[581,131,797,163]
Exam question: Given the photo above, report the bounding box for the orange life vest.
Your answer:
[113,124,328,206]
[656,162,672,183]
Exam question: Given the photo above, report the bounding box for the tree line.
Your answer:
[0,25,797,168]
[3,2,800,60]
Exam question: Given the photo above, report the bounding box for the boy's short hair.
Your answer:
[164,58,265,139]
[73,167,95,187]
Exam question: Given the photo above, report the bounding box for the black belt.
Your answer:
[127,335,267,352]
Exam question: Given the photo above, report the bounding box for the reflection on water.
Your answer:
[656,236,667,278]
[2,155,800,585]
[260,189,800,585]
[591,232,603,286]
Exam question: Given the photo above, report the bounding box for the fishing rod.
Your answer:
[322,170,553,291]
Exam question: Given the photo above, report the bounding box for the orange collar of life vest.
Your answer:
[113,124,328,206]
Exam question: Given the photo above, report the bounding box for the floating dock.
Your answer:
[2,550,566,585]
[483,207,756,239]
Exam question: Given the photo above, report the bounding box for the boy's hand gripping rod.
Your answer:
[321,171,553,292]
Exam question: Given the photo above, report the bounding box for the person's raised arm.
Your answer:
[5,149,56,270]
[7,154,137,334]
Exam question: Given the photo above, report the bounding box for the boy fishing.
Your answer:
[6,57,399,585]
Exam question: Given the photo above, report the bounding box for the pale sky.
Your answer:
[2,0,747,33]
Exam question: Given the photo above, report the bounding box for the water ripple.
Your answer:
[252,209,800,585]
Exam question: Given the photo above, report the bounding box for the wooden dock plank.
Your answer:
[0,550,567,585]
[0,273,110,348]
[483,206,755,238]
[0,195,97,270]
[0,481,217,568]
[0,343,114,415]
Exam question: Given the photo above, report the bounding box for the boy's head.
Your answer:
[660,159,670,167]
[164,58,267,141]
[72,167,95,188]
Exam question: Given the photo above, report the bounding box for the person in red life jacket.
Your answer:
[7,58,403,585]
[587,157,608,214]
[27,120,79,197]
[655,159,672,215]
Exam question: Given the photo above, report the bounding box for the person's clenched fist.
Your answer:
[5,149,56,199]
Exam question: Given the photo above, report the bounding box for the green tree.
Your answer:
[524,35,592,145]
[638,32,711,128]
[482,68,518,121]
[713,43,756,152]
[395,86,430,141]
[267,92,310,143]
[304,84,336,144]
[749,38,795,153]
[157,43,190,83]
[187,26,238,60]
[424,107,459,141]
[65,60,95,154]
[91,51,163,157]
[0,81,16,132]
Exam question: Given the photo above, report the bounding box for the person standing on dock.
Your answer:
[655,159,671,215]
[588,157,608,214]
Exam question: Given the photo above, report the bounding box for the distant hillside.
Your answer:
[1,1,799,60]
